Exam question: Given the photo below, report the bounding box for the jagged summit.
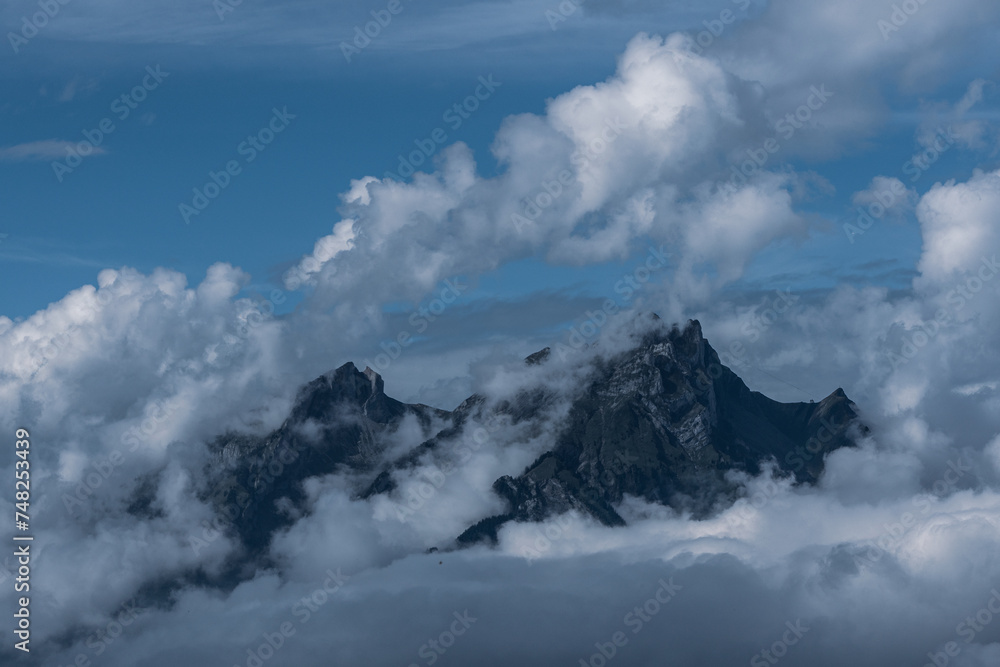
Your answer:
[203,317,865,560]
[286,360,405,425]
[457,319,864,543]
[525,347,551,366]
[205,360,446,555]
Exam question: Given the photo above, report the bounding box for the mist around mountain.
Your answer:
[7,295,998,667]
[4,0,1000,662]
[183,317,867,586]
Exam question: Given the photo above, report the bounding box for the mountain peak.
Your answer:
[210,316,865,557]
[525,347,551,366]
[363,365,384,394]
[456,317,864,544]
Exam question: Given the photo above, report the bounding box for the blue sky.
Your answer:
[3,0,994,323]
[1,0,999,412]
[0,0,657,316]
[7,3,1000,665]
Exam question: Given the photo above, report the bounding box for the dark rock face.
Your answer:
[207,362,447,555]
[456,320,865,544]
[205,318,865,559]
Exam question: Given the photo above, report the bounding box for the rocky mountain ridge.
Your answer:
[201,318,865,560]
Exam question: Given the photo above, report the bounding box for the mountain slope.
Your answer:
[205,362,447,555]
[200,318,865,560]
[457,320,864,543]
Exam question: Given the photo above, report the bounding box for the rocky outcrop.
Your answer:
[199,318,865,558]
[206,362,447,554]
[457,320,865,544]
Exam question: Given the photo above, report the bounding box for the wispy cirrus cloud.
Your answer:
[0,139,107,162]
[57,76,100,102]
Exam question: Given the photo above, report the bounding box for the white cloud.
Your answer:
[0,139,107,161]
[4,7,1000,664]
[285,33,808,320]
[916,169,1000,286]
[851,176,918,219]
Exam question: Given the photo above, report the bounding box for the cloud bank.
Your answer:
[2,1,1000,665]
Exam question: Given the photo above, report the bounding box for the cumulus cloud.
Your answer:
[285,32,810,321]
[918,78,995,151]
[916,169,1000,286]
[714,0,1000,153]
[3,4,1000,665]
[851,176,918,219]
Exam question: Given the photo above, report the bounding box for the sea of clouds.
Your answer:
[3,0,1000,664]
